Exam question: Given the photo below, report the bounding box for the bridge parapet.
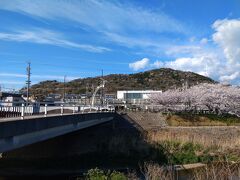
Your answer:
[0,101,115,119]
[0,112,116,153]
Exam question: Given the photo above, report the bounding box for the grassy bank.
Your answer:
[1,114,240,179]
[82,161,240,180]
[3,132,237,169]
[1,127,239,169]
[81,131,240,179]
[165,113,240,126]
[148,127,240,150]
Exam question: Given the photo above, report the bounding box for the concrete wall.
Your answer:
[0,112,115,153]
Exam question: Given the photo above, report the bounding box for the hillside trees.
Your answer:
[28,68,215,98]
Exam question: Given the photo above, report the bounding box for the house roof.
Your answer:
[0,92,22,98]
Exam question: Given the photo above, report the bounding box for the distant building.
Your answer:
[44,94,62,102]
[117,90,162,104]
[0,92,25,106]
[105,94,116,100]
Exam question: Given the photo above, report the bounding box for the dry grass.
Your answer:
[141,162,174,180]
[141,161,240,180]
[127,112,240,130]
[192,161,240,180]
[166,115,228,126]
[147,127,240,150]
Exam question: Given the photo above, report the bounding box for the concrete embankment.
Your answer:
[125,112,168,130]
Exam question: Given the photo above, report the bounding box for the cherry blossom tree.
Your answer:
[151,83,240,116]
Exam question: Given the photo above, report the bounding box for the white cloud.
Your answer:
[212,19,240,65]
[200,38,208,45]
[0,80,24,85]
[219,72,240,82]
[1,1,239,85]
[129,58,150,71]
[212,19,240,83]
[0,73,79,81]
[0,29,110,53]
[147,19,240,85]
[0,0,187,54]
[151,60,163,68]
[0,73,26,78]
[103,32,162,49]
[0,0,186,34]
[127,18,240,85]
[166,54,221,77]
[149,52,221,78]
[166,45,202,57]
[189,37,196,42]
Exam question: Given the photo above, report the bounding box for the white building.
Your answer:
[0,92,25,106]
[117,90,162,104]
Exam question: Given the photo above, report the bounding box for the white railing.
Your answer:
[0,102,115,119]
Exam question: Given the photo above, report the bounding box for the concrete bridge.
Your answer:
[0,112,116,153]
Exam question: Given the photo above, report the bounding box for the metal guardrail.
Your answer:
[0,102,115,119]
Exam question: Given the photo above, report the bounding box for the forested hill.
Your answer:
[27,68,216,99]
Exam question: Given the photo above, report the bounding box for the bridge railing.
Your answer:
[0,101,115,119]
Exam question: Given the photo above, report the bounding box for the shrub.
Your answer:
[86,168,127,180]
[110,171,127,180]
[86,168,107,180]
[159,141,204,164]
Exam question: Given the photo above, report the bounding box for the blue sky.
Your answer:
[0,0,240,90]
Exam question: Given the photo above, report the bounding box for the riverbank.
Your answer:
[0,112,239,179]
[126,111,240,128]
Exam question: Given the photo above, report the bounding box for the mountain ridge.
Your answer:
[26,68,216,100]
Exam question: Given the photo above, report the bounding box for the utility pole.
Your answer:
[85,83,88,106]
[63,75,66,103]
[101,69,104,106]
[26,62,31,104]
[91,84,94,105]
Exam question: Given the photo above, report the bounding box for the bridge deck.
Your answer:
[0,112,116,153]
